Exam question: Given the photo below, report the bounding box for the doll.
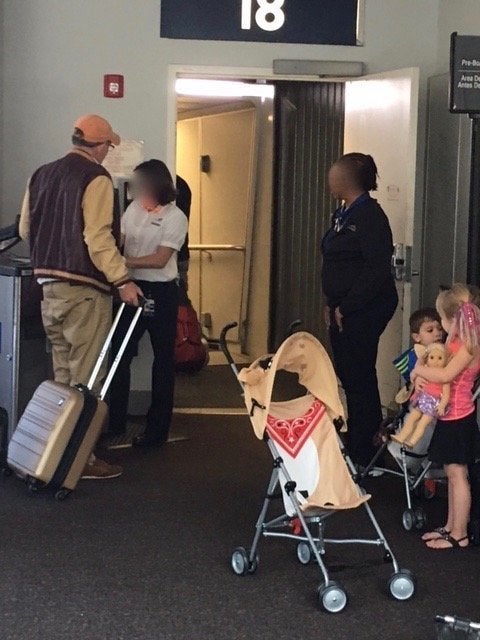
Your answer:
[394,343,429,405]
[391,343,450,449]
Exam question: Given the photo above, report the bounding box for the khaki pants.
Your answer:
[41,283,112,395]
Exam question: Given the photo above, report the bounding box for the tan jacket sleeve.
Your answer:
[19,184,30,240]
[82,176,130,286]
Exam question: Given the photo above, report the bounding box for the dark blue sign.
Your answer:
[160,0,360,46]
[450,33,480,114]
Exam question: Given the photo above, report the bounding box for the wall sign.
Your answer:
[102,139,145,178]
[160,0,361,46]
[450,32,480,114]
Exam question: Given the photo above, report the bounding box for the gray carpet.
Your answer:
[128,366,307,414]
[1,414,480,640]
[127,365,248,414]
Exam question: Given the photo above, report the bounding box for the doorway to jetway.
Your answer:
[175,81,274,361]
[169,67,420,409]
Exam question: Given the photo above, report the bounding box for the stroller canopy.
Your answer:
[239,332,345,439]
[239,332,368,512]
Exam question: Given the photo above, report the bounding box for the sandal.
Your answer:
[421,527,450,541]
[426,534,469,550]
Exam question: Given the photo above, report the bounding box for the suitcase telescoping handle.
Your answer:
[86,301,144,401]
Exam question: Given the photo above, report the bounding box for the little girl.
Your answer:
[412,284,480,549]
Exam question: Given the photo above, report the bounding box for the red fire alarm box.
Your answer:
[103,74,124,98]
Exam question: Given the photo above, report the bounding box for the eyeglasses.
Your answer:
[106,141,115,150]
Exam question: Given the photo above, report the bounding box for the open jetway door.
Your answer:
[344,68,420,405]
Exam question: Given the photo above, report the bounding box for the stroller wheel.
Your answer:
[231,547,258,576]
[388,570,415,601]
[402,509,415,531]
[318,581,348,613]
[247,554,259,574]
[413,507,427,530]
[296,541,313,565]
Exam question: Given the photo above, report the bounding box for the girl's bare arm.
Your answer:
[413,346,474,384]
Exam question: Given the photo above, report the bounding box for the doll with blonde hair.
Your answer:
[391,342,450,448]
[413,283,480,549]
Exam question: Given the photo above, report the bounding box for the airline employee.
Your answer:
[108,159,188,447]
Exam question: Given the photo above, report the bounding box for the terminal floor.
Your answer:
[1,413,480,640]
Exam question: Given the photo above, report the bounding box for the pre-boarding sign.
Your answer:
[450,32,480,114]
[160,0,361,46]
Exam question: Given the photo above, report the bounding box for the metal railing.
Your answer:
[188,244,245,252]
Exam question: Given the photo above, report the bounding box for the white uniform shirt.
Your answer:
[121,200,188,282]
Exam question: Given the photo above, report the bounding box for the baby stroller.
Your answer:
[362,402,443,532]
[435,615,480,639]
[221,323,415,613]
[363,378,480,532]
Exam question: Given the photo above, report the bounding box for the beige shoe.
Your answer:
[81,457,123,480]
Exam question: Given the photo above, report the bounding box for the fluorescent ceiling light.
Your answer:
[176,78,274,99]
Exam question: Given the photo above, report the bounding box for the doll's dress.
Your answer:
[410,381,447,418]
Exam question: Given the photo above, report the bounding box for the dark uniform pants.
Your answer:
[109,280,179,442]
[329,292,398,466]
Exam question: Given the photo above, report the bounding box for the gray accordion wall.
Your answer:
[270,81,345,350]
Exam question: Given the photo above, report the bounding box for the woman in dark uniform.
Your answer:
[321,153,398,467]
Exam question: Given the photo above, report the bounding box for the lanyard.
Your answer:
[334,192,371,230]
[322,193,371,251]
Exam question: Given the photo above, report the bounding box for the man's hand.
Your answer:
[118,281,143,306]
[334,307,343,332]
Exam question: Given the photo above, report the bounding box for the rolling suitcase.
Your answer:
[7,302,142,499]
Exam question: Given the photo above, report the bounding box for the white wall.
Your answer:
[1,0,442,222]
[437,0,480,72]
[0,0,4,212]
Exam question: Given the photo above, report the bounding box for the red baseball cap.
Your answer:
[74,114,120,146]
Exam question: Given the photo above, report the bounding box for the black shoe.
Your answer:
[132,434,166,449]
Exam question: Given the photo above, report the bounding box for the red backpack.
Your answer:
[175,304,209,374]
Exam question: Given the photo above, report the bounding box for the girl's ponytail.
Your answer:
[449,302,480,352]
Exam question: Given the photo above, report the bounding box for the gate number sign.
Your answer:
[160,0,360,46]
[241,0,285,32]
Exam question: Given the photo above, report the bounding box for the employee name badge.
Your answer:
[143,298,155,317]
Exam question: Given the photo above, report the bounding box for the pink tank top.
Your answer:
[444,338,480,420]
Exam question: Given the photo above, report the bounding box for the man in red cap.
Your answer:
[19,114,143,479]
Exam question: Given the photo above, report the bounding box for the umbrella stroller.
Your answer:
[362,406,444,532]
[221,324,415,613]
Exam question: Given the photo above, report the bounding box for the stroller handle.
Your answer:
[219,322,238,366]
[286,319,302,337]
